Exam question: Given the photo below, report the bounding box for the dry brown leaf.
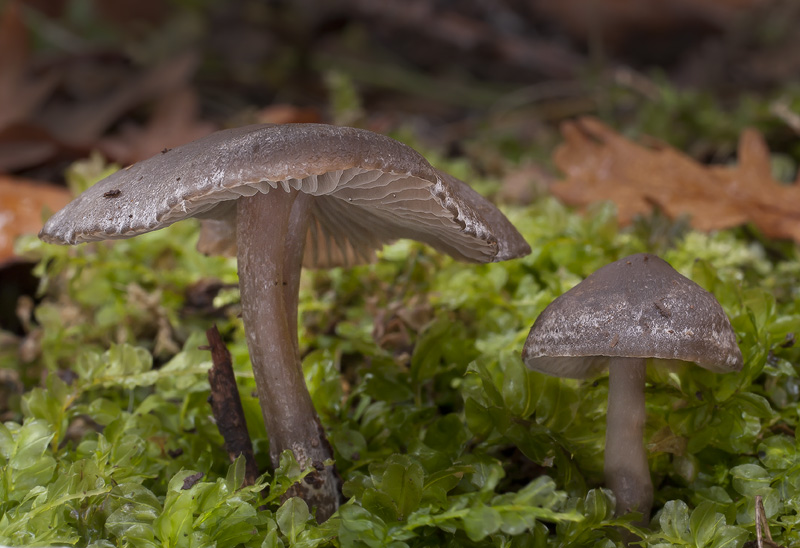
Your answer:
[0,175,71,264]
[98,87,216,164]
[551,117,800,242]
[255,104,322,125]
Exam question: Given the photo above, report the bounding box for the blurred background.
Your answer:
[1,0,799,330]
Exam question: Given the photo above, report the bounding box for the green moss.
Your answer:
[1,152,799,546]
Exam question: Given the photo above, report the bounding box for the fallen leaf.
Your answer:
[551,117,800,242]
[0,175,71,264]
[255,104,322,125]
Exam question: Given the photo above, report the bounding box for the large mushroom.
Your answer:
[522,253,742,521]
[40,123,531,520]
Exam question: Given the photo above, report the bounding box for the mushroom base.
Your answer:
[605,357,653,523]
[237,189,341,521]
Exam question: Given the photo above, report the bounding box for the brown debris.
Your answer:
[124,284,180,357]
[181,471,205,490]
[550,117,800,243]
[0,175,71,264]
[254,104,322,125]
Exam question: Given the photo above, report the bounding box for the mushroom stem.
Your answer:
[605,357,653,522]
[284,192,312,360]
[237,188,340,521]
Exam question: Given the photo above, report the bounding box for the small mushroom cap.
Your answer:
[522,253,744,378]
[39,124,530,266]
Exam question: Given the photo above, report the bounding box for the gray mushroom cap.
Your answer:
[522,253,744,378]
[38,123,530,266]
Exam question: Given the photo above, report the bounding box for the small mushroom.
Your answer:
[40,123,531,520]
[522,253,742,521]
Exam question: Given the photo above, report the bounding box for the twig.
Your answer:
[205,325,260,486]
[754,495,784,548]
[756,495,765,548]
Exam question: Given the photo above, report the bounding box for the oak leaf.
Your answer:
[550,117,800,242]
[0,175,71,264]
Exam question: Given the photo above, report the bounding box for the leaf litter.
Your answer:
[550,116,800,242]
[0,175,70,265]
[1,1,800,546]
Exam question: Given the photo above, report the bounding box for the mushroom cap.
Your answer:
[38,124,530,266]
[522,253,744,378]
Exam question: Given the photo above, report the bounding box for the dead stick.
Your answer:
[205,325,260,486]
[755,495,784,548]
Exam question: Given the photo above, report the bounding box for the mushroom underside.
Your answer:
[40,164,516,265]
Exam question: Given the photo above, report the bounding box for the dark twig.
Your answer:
[205,325,259,486]
[750,495,784,548]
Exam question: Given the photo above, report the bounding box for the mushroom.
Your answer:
[521,253,742,521]
[39,123,531,520]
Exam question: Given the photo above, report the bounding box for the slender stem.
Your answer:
[605,357,653,522]
[284,192,312,360]
[236,189,340,521]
